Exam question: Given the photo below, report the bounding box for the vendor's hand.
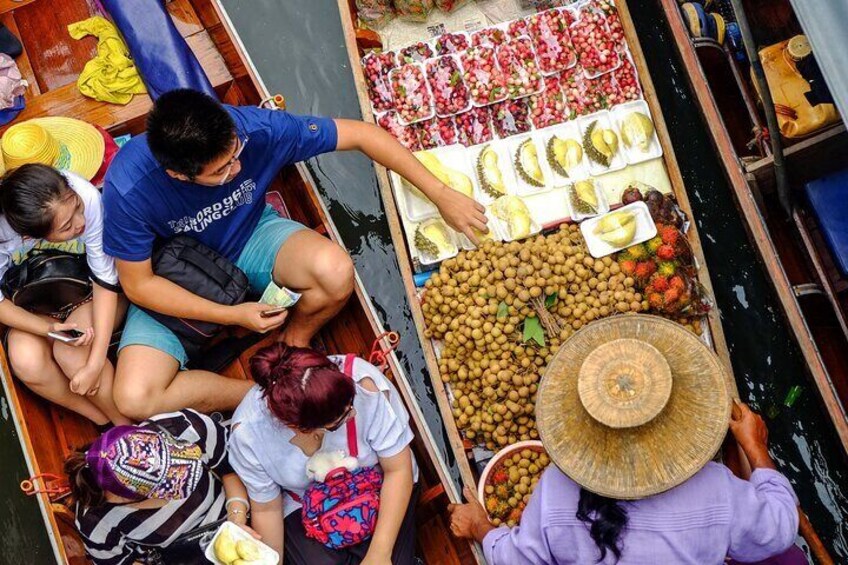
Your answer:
[70,362,103,396]
[49,322,94,347]
[432,186,488,245]
[730,400,774,469]
[230,520,262,540]
[447,486,492,540]
[229,303,289,333]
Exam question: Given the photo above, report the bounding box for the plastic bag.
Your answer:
[434,0,470,13]
[393,0,434,22]
[356,0,395,28]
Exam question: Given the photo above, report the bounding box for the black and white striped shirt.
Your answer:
[75,409,232,564]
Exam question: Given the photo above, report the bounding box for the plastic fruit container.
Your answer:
[591,0,626,52]
[496,37,544,99]
[578,110,627,174]
[399,41,434,64]
[378,111,422,150]
[611,99,663,165]
[491,98,532,138]
[205,521,279,565]
[580,201,657,258]
[418,116,458,149]
[582,71,618,112]
[528,76,567,129]
[559,65,591,119]
[526,8,577,75]
[455,107,494,146]
[571,2,621,78]
[389,63,435,125]
[506,18,529,40]
[433,31,469,55]
[612,50,642,102]
[461,46,510,107]
[471,26,508,49]
[426,55,472,117]
[361,51,397,114]
[477,441,549,525]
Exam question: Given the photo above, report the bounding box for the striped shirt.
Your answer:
[75,410,232,564]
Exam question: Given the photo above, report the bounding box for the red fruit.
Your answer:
[664,288,681,304]
[508,508,524,522]
[660,225,680,246]
[619,259,636,275]
[492,468,509,485]
[656,244,676,261]
[634,261,656,280]
[650,275,670,292]
[648,292,664,309]
[669,275,686,291]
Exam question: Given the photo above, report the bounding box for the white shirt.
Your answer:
[0,171,119,300]
[229,355,419,516]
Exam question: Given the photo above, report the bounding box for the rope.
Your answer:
[368,331,400,373]
[21,473,71,501]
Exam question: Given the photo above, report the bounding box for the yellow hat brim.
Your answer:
[3,117,105,180]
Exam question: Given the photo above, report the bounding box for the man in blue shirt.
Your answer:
[103,89,485,420]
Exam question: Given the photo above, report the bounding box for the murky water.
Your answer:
[1,0,846,562]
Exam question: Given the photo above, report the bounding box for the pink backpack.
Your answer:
[289,355,384,549]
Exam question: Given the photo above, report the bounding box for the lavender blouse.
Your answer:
[483,462,799,565]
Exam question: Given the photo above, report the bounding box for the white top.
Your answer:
[0,171,119,300]
[229,355,419,516]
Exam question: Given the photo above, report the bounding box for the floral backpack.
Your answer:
[289,355,384,549]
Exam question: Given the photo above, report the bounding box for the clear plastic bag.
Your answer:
[393,0,434,22]
[434,0,470,13]
[356,0,395,28]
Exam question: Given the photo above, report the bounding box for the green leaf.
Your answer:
[523,316,546,346]
[450,71,461,87]
[497,301,508,320]
[545,293,557,309]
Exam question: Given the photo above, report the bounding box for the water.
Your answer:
[1,0,845,561]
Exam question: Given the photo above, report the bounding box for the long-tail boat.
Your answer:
[657,0,848,452]
[0,0,473,562]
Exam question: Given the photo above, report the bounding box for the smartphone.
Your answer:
[260,307,287,319]
[48,329,84,343]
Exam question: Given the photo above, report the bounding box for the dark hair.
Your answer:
[577,488,628,562]
[146,89,236,179]
[250,343,356,430]
[0,164,73,238]
[64,446,106,508]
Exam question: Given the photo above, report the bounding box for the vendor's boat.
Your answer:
[0,1,472,563]
[657,0,848,453]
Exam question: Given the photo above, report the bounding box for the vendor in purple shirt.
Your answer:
[448,315,804,565]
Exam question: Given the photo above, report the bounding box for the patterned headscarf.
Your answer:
[86,424,205,500]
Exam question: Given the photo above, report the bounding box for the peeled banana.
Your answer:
[546,136,583,178]
[593,210,637,247]
[492,195,533,240]
[515,139,545,187]
[620,112,654,152]
[584,120,619,167]
[476,145,508,198]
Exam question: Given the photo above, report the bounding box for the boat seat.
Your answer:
[805,168,848,276]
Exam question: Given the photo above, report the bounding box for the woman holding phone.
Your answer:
[0,162,128,426]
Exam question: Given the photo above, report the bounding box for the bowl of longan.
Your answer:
[477,440,551,527]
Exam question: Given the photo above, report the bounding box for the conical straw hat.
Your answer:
[2,117,105,180]
[536,314,732,500]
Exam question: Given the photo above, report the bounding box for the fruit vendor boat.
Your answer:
[337,0,734,498]
[658,0,848,453]
[0,0,472,562]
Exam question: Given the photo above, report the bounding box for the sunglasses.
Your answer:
[216,134,249,185]
[322,404,355,432]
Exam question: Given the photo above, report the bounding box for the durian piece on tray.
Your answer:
[508,136,551,195]
[579,110,626,175]
[456,207,504,250]
[491,195,541,241]
[470,142,515,204]
[567,178,609,221]
[611,100,663,165]
[533,121,590,183]
[396,146,476,222]
[580,201,657,258]
[414,217,459,265]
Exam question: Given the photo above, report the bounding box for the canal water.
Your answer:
[0,0,845,562]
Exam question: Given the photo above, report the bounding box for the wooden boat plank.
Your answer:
[658,0,848,451]
[167,0,205,38]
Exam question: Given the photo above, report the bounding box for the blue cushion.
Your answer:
[805,168,848,276]
[103,0,216,101]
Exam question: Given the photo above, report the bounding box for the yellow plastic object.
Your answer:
[758,37,839,139]
[67,16,147,105]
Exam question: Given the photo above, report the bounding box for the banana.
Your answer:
[213,528,240,564]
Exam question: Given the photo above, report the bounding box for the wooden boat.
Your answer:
[336,0,735,497]
[657,0,848,452]
[0,1,473,563]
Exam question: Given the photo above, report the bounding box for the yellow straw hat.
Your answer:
[536,314,732,500]
[1,117,105,180]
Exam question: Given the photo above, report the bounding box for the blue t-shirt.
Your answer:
[103,106,338,262]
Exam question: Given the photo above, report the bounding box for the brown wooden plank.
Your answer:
[14,0,97,93]
[0,12,40,100]
[0,0,37,16]
[658,0,848,452]
[166,0,204,38]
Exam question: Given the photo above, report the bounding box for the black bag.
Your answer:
[0,249,92,316]
[143,236,249,360]
[128,518,225,565]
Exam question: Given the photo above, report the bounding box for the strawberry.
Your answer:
[635,261,657,280]
[645,236,663,254]
[619,259,637,275]
[657,261,678,277]
[656,244,676,261]
[650,275,670,292]
[669,275,686,291]
[660,225,680,246]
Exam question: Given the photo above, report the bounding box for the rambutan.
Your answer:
[508,508,524,523]
[645,236,663,254]
[669,275,685,291]
[492,469,509,485]
[494,484,510,499]
[486,496,500,513]
[650,275,670,292]
[634,261,657,279]
[664,288,681,303]
[660,225,680,246]
[619,259,637,275]
[648,293,664,309]
[628,244,649,260]
[656,244,676,261]
[657,261,678,277]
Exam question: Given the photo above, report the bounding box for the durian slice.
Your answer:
[593,210,637,247]
[476,145,507,198]
[412,151,474,198]
[584,120,619,167]
[620,112,654,152]
[414,219,456,261]
[546,136,582,178]
[492,195,533,240]
[514,139,545,187]
[570,180,599,215]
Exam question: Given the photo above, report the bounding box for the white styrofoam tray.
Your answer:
[580,201,657,258]
[578,110,627,175]
[205,521,279,565]
[610,99,663,165]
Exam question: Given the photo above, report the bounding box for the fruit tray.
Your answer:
[490,194,543,242]
[611,100,662,165]
[460,46,510,107]
[467,141,517,205]
[477,441,549,526]
[398,40,434,64]
[426,55,472,118]
[590,0,626,52]
[397,145,475,222]
[526,8,578,75]
[455,106,495,147]
[414,217,460,265]
[566,177,610,221]
[495,37,544,100]
[491,98,533,139]
[582,71,620,112]
[505,134,553,196]
[528,76,568,129]
[580,201,657,258]
[456,207,505,250]
[611,50,642,102]
[418,116,459,149]
[378,111,422,151]
[434,31,470,56]
[533,121,591,183]
[578,110,627,175]
[470,25,509,49]
[362,51,397,114]
[571,0,622,79]
[559,65,591,119]
[506,18,529,40]
[389,63,436,125]
[205,521,279,565]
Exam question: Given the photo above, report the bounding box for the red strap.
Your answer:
[343,354,358,459]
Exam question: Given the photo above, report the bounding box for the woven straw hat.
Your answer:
[536,314,732,500]
[1,117,105,180]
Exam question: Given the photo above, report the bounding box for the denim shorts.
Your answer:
[118,205,306,369]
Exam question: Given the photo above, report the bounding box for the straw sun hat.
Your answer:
[536,314,732,500]
[1,117,105,180]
